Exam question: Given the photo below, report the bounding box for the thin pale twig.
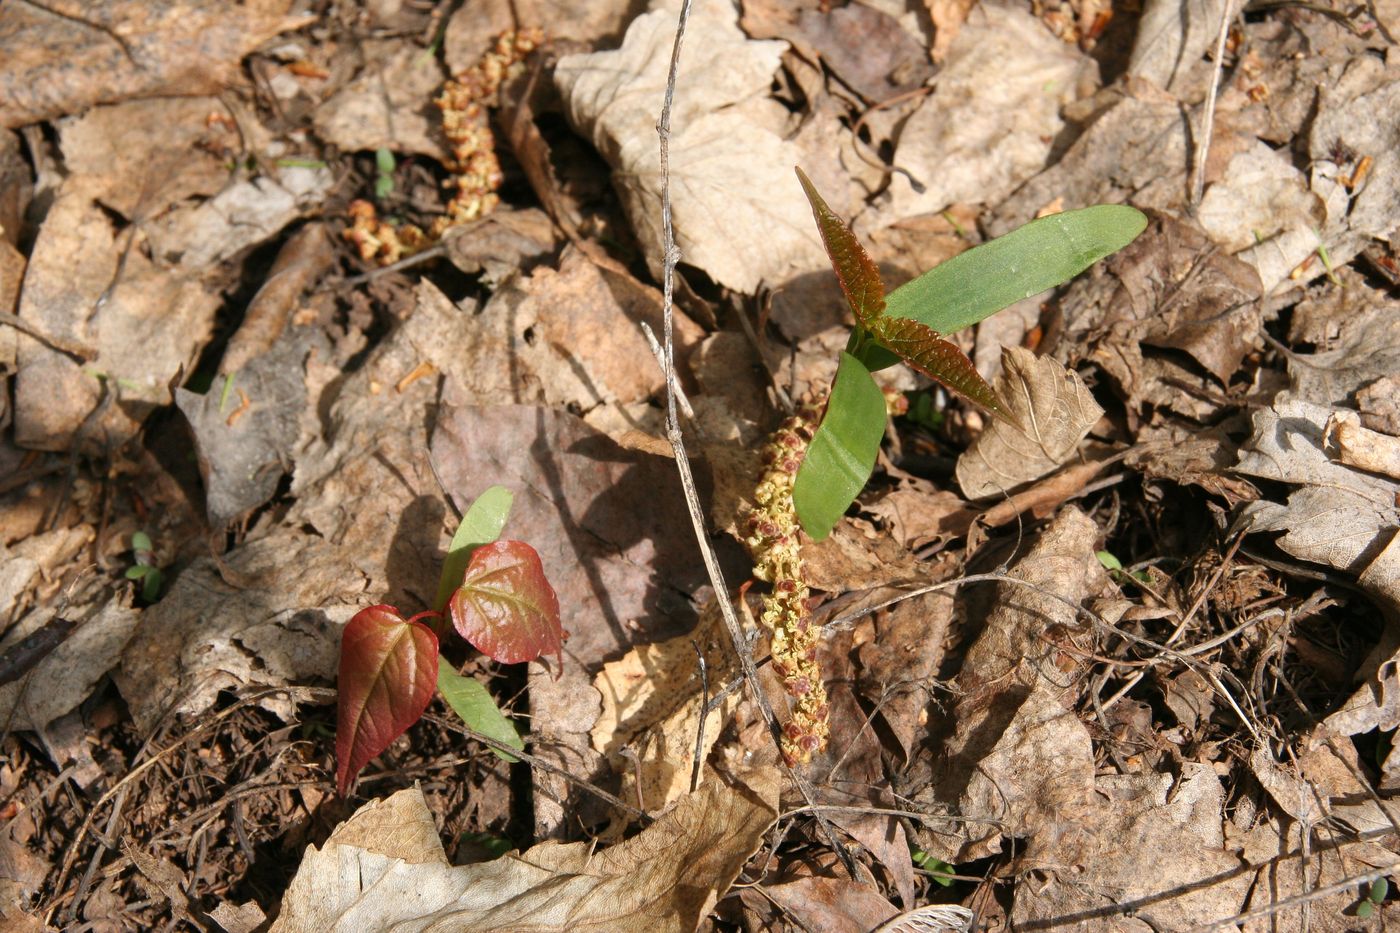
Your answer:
[650,0,856,876]
[1191,0,1237,209]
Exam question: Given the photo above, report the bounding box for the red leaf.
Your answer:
[336,605,439,797]
[872,316,1015,424]
[449,540,564,672]
[796,166,886,330]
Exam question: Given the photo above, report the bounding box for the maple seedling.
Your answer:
[791,167,1147,540]
[336,485,562,796]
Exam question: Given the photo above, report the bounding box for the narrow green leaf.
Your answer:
[882,205,1148,346]
[434,485,514,612]
[872,316,1012,423]
[795,167,886,330]
[793,352,887,541]
[437,656,523,762]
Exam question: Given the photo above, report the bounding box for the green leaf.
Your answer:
[795,166,885,330]
[435,485,514,611]
[125,565,150,580]
[793,352,887,541]
[437,656,523,763]
[881,205,1148,352]
[140,568,164,602]
[131,531,154,553]
[1096,550,1124,572]
[871,316,1011,423]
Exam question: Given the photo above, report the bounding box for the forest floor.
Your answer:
[3,0,1400,930]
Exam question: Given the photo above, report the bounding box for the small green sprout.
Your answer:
[374,148,397,200]
[911,848,957,887]
[1356,877,1387,918]
[125,530,165,602]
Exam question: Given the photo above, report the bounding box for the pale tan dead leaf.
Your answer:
[555,6,825,292]
[1127,0,1230,97]
[1198,141,1325,292]
[1234,399,1399,576]
[143,164,333,270]
[590,600,741,811]
[0,0,311,129]
[876,3,1088,223]
[312,42,448,160]
[989,93,1189,236]
[1309,59,1400,279]
[923,0,977,62]
[208,901,266,933]
[1326,410,1400,481]
[956,347,1103,500]
[272,776,777,932]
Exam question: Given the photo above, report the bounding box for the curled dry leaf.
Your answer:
[272,775,778,932]
[956,347,1103,500]
[336,605,439,797]
[554,7,823,292]
[449,539,564,670]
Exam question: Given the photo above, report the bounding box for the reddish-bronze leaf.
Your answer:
[336,605,439,797]
[873,316,1015,423]
[449,540,564,672]
[796,166,886,330]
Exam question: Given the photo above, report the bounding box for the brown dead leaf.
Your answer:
[58,97,233,220]
[956,347,1103,500]
[1357,374,1400,435]
[555,6,825,292]
[990,93,1189,236]
[312,41,448,160]
[440,207,558,285]
[761,875,898,933]
[1127,421,1260,506]
[862,479,976,551]
[117,280,484,731]
[14,177,221,454]
[591,599,741,812]
[0,0,310,129]
[924,507,1105,863]
[876,3,1089,223]
[272,776,777,932]
[777,4,933,103]
[1010,767,1248,928]
[1284,276,1400,409]
[855,589,954,761]
[0,586,138,732]
[801,521,929,593]
[446,246,701,438]
[443,0,642,73]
